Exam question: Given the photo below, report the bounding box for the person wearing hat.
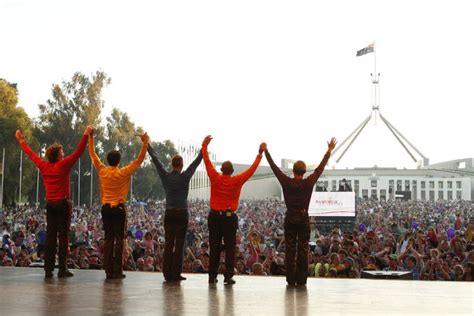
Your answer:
[264,137,337,286]
[201,135,265,285]
[384,253,403,271]
[147,141,203,282]
[16,126,93,278]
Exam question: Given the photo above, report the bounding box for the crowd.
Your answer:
[1,199,473,281]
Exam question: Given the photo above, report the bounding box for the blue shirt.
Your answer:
[148,145,202,210]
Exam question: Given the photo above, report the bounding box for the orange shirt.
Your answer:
[202,144,262,211]
[89,136,148,206]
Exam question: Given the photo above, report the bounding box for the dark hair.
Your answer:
[172,155,183,168]
[106,150,121,166]
[45,143,62,163]
[221,161,234,175]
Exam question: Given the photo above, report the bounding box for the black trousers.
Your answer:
[45,200,72,272]
[284,209,310,285]
[208,210,237,279]
[101,204,126,277]
[162,209,188,280]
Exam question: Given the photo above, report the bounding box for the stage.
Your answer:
[0,267,472,315]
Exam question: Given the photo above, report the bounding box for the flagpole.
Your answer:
[90,160,93,208]
[0,148,5,210]
[19,150,23,205]
[36,152,40,206]
[78,158,81,207]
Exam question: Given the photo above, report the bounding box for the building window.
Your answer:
[371,189,377,200]
[362,189,369,200]
[456,191,462,200]
[332,180,337,191]
[429,191,435,201]
[405,180,410,191]
[447,191,453,200]
[456,181,462,189]
[421,181,426,189]
[380,189,387,201]
[371,180,377,188]
[421,191,426,201]
[429,181,435,189]
[438,191,444,200]
[397,180,402,191]
[447,181,453,189]
[438,181,444,189]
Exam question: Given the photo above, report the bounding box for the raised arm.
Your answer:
[16,130,45,169]
[61,126,92,168]
[201,135,219,179]
[147,143,166,178]
[183,150,203,179]
[264,145,288,183]
[234,143,265,184]
[88,133,106,171]
[307,137,337,185]
[121,133,149,176]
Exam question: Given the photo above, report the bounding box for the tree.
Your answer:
[35,71,110,206]
[0,79,38,206]
[133,140,178,201]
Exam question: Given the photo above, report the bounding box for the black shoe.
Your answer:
[224,277,236,285]
[58,270,74,278]
[175,275,187,281]
[296,283,307,287]
[45,271,53,278]
[208,277,218,284]
[112,273,126,279]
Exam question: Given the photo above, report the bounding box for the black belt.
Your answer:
[210,209,235,216]
[103,203,124,208]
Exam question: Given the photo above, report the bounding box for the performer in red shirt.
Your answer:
[202,135,266,284]
[16,127,92,278]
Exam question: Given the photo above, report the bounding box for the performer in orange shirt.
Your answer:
[88,129,149,279]
[201,135,266,285]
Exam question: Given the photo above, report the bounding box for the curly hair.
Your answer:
[45,143,63,163]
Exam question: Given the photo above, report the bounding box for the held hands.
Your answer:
[259,142,267,155]
[139,132,149,143]
[84,125,95,137]
[327,137,337,154]
[15,130,25,143]
[202,135,213,147]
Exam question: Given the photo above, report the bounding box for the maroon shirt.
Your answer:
[265,150,330,211]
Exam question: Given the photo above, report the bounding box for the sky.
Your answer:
[1,0,473,169]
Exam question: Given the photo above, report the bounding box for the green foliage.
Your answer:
[0,79,38,205]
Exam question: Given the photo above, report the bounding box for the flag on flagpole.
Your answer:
[356,43,374,57]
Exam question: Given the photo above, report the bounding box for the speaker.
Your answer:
[361,270,413,280]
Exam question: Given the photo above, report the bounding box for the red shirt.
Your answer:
[202,144,262,211]
[20,135,88,202]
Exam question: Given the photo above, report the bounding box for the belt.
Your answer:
[103,203,125,208]
[210,209,235,217]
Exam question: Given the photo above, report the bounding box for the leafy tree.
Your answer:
[35,71,110,206]
[0,79,38,206]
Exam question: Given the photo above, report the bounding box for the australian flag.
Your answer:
[356,43,374,57]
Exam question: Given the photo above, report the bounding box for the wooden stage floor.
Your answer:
[0,267,472,315]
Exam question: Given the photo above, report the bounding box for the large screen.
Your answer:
[308,192,355,217]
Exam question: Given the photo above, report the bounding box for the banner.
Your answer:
[308,192,355,217]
